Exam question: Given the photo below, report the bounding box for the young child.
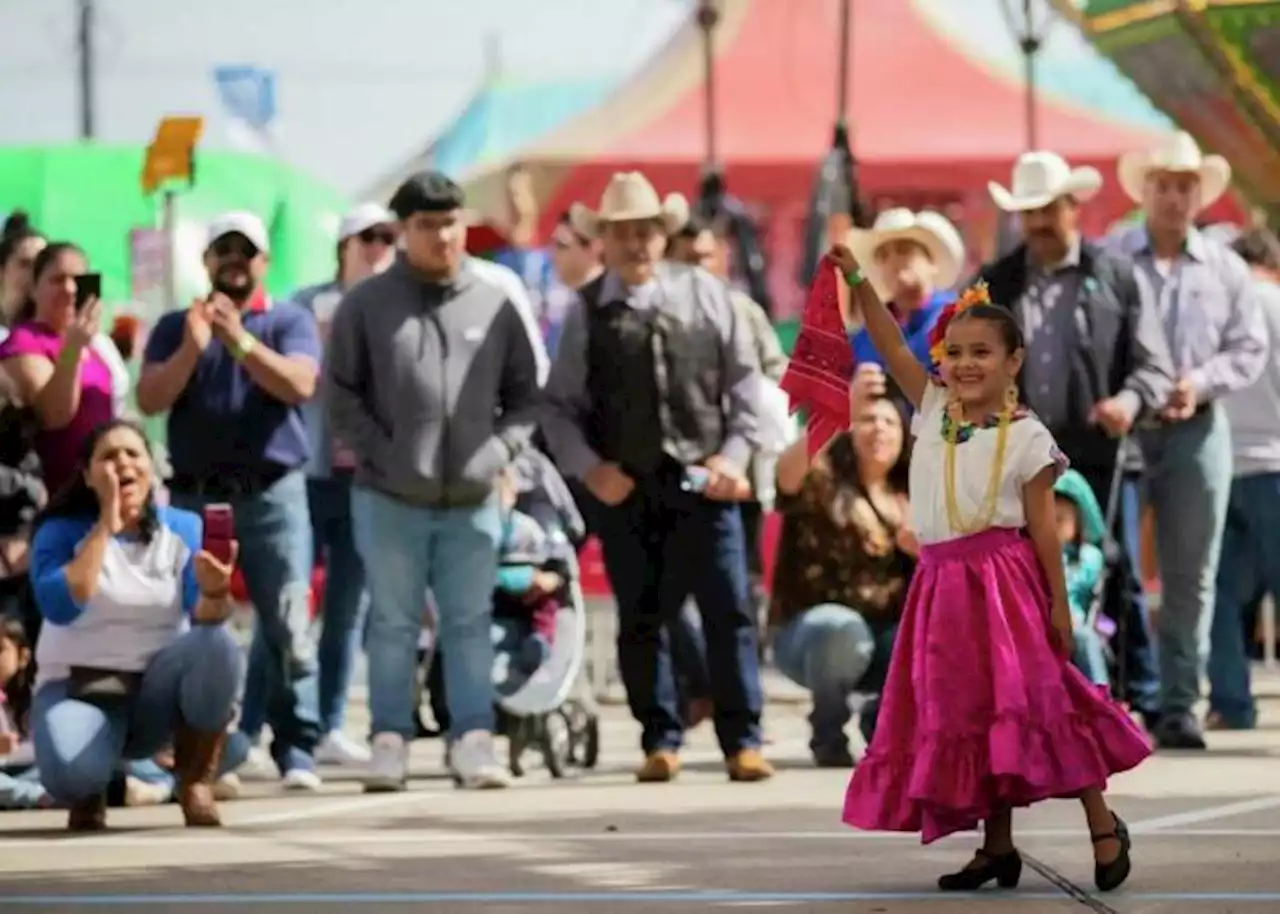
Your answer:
[0,615,48,809]
[1053,469,1112,688]
[827,243,1150,894]
[492,470,559,695]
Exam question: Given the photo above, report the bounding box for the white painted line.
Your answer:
[226,789,447,827]
[5,827,1280,851]
[1129,796,1280,833]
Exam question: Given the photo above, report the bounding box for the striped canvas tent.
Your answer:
[452,1,1179,224]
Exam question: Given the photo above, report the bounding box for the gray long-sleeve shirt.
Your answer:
[1112,225,1265,402]
[541,263,761,480]
[323,255,541,508]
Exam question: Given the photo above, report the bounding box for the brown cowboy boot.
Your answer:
[635,750,681,783]
[726,748,775,782]
[174,723,227,827]
[67,793,107,832]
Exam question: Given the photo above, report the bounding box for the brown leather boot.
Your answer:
[635,750,680,783]
[174,724,227,827]
[67,793,107,832]
[726,748,775,782]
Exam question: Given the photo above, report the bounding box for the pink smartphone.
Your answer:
[202,504,235,564]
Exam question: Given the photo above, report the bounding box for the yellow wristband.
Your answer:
[231,334,257,361]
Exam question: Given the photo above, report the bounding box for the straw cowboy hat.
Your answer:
[1117,130,1231,209]
[988,152,1103,212]
[845,208,964,300]
[569,172,690,239]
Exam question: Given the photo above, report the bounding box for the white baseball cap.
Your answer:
[339,203,395,242]
[206,211,270,253]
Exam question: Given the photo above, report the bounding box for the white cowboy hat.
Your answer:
[1117,130,1231,209]
[569,172,690,239]
[988,152,1103,212]
[845,208,964,301]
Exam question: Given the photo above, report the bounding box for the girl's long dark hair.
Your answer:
[35,419,159,544]
[14,241,85,326]
[0,614,33,737]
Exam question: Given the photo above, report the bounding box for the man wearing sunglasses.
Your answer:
[287,203,397,769]
[137,212,324,790]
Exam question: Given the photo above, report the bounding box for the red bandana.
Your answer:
[779,254,854,457]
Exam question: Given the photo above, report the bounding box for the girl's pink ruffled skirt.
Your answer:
[842,527,1152,844]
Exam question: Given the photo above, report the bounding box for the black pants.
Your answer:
[588,468,764,756]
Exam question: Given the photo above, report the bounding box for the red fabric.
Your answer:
[244,288,270,313]
[779,255,854,456]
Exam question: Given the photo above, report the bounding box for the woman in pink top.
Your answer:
[0,243,116,493]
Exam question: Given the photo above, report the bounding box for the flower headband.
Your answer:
[927,281,994,366]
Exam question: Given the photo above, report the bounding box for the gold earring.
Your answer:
[1004,383,1019,414]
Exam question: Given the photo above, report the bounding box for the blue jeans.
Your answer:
[0,766,47,808]
[1138,405,1233,717]
[491,617,550,697]
[670,600,711,704]
[1208,472,1280,728]
[1072,623,1111,687]
[773,604,895,753]
[31,625,242,803]
[590,475,764,755]
[308,475,368,733]
[171,470,321,773]
[350,486,502,741]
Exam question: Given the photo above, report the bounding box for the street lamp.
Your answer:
[998,0,1056,151]
[696,0,720,171]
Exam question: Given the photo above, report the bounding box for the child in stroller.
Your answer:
[416,449,600,777]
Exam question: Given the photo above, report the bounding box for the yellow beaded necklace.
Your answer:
[943,404,1013,535]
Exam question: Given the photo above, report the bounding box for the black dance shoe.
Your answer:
[937,848,1022,891]
[1093,813,1132,892]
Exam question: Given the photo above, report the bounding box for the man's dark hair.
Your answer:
[388,171,464,220]
[1232,229,1280,272]
[674,214,712,242]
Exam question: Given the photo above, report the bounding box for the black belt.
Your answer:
[1140,400,1212,430]
[168,465,291,498]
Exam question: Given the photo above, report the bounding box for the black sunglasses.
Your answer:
[357,228,396,246]
[211,236,260,259]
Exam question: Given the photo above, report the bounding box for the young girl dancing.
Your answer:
[827,243,1151,894]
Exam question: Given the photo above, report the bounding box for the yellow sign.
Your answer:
[141,116,204,194]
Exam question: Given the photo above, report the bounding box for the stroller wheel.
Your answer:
[541,711,572,779]
[581,715,601,769]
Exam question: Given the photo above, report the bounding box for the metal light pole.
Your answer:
[77,0,96,139]
[999,0,1054,151]
[696,0,720,171]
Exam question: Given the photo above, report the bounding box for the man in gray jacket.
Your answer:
[324,172,541,790]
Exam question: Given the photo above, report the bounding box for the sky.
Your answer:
[0,0,690,193]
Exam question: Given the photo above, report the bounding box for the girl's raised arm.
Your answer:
[829,244,929,409]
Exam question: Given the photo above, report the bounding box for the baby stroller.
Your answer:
[417,449,601,779]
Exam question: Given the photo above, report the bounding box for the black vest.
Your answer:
[978,242,1143,471]
[580,272,727,478]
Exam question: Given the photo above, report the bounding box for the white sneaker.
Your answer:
[364,732,409,793]
[449,730,510,789]
[124,776,172,807]
[281,768,323,791]
[236,745,279,780]
[213,772,242,801]
[314,730,372,766]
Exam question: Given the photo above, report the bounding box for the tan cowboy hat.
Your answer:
[568,172,690,239]
[1117,131,1231,209]
[988,151,1103,212]
[845,208,964,301]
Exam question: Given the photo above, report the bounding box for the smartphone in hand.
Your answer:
[201,503,235,565]
[73,273,102,313]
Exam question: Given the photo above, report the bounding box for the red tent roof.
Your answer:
[461,0,1169,224]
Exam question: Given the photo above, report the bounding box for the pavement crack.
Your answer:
[1024,853,1120,913]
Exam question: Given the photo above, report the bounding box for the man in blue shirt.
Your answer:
[843,208,962,396]
[136,212,325,787]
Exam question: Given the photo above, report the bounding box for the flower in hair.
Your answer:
[928,281,993,366]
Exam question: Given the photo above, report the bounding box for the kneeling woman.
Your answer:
[28,420,242,830]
